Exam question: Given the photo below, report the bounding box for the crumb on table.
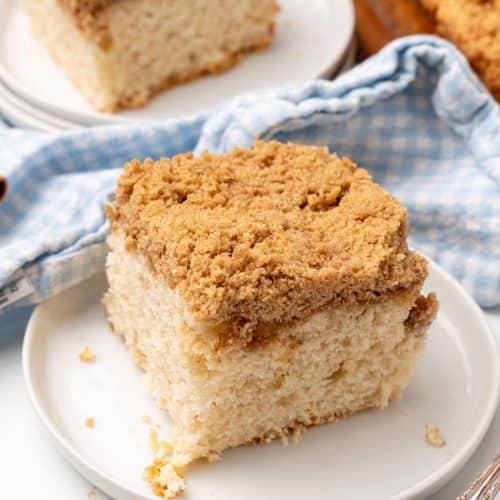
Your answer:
[425,423,446,447]
[79,346,96,363]
[85,417,95,428]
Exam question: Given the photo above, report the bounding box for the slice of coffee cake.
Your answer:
[104,141,437,492]
[20,0,278,112]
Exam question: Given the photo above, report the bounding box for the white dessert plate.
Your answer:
[0,92,56,131]
[0,78,78,131]
[0,0,354,125]
[0,36,355,132]
[23,260,499,500]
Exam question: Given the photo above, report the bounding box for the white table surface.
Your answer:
[1,304,499,500]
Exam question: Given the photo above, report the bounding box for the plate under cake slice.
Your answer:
[103,141,438,497]
[20,0,278,112]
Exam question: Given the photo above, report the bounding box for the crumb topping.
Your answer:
[405,293,438,336]
[79,346,96,362]
[107,141,427,327]
[420,0,500,99]
[425,423,446,447]
[57,0,115,47]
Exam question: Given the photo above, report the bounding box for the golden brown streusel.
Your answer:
[405,293,438,336]
[57,0,115,46]
[420,0,500,100]
[107,141,427,327]
[56,0,278,53]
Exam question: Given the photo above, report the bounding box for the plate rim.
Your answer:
[22,258,500,500]
[0,83,58,131]
[0,0,355,125]
[22,290,153,499]
[0,79,77,131]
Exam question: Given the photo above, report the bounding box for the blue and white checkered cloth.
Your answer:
[0,35,499,312]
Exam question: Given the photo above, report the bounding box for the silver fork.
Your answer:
[457,455,500,500]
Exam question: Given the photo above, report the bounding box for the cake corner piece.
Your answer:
[103,140,438,496]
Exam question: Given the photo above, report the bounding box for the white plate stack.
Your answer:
[0,0,356,131]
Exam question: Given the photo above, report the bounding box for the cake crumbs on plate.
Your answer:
[85,417,95,428]
[145,429,188,497]
[79,346,96,363]
[149,428,160,453]
[87,486,96,498]
[143,460,185,499]
[141,415,152,424]
[425,423,446,447]
[149,428,173,459]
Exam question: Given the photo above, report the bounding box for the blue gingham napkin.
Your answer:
[0,35,499,312]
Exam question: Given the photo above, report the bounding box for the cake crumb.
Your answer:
[141,415,152,424]
[87,487,96,499]
[85,417,95,428]
[156,441,173,460]
[425,423,446,447]
[149,428,160,453]
[292,427,302,444]
[79,346,95,363]
[143,459,185,499]
[159,464,185,497]
[149,428,173,459]
[207,452,221,463]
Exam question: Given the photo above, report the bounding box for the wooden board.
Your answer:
[353,0,436,57]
